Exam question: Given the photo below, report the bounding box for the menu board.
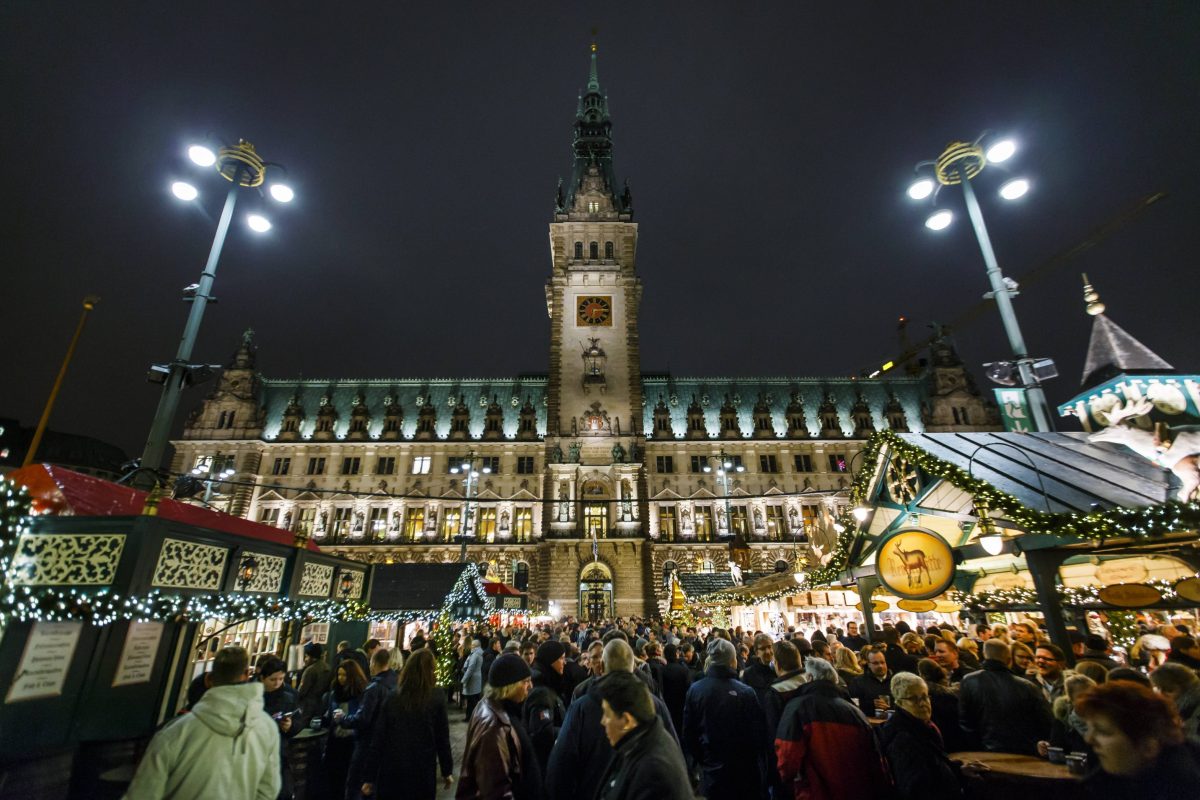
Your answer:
[112,622,164,687]
[5,622,83,703]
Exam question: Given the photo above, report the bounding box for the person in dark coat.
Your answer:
[761,641,805,800]
[481,636,503,681]
[258,657,300,800]
[774,657,890,800]
[741,634,778,704]
[593,672,692,800]
[880,673,961,799]
[335,639,370,676]
[361,649,452,800]
[658,643,692,735]
[324,659,368,800]
[917,659,969,754]
[1038,673,1096,760]
[880,628,919,676]
[525,641,569,775]
[682,638,766,800]
[297,642,333,727]
[343,648,398,799]
[545,640,678,800]
[457,653,542,800]
[848,646,892,716]
[958,640,1052,755]
[1076,680,1200,800]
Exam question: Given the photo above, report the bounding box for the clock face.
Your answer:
[577,295,613,326]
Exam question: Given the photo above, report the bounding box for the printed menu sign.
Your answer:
[113,622,164,687]
[5,622,83,703]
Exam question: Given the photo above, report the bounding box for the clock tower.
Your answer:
[542,45,650,614]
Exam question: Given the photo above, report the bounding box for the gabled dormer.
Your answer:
[786,390,809,438]
[819,395,843,438]
[885,395,909,432]
[653,396,673,438]
[517,397,538,440]
[752,394,774,439]
[313,392,338,441]
[449,397,471,440]
[483,396,504,440]
[719,395,740,439]
[686,396,706,440]
[381,394,403,440]
[182,330,265,441]
[415,402,437,440]
[851,392,875,438]
[347,392,370,440]
[278,393,304,441]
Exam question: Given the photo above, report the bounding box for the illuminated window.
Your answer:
[411,456,431,475]
[258,507,280,526]
[403,507,425,540]
[514,507,533,541]
[296,507,315,536]
[368,507,388,539]
[441,508,461,540]
[765,505,784,537]
[332,507,352,539]
[828,454,848,473]
[694,505,713,541]
[659,505,677,541]
[730,506,749,535]
[478,508,497,541]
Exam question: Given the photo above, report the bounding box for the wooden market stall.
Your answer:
[819,430,1200,656]
[0,466,371,798]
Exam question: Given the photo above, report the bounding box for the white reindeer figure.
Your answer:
[1088,399,1200,502]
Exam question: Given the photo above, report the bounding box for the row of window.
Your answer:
[260,504,536,543]
[573,241,615,260]
[651,453,851,475]
[656,501,819,542]
[268,454,538,477]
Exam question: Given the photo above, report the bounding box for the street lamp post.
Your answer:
[451,453,492,562]
[702,450,744,540]
[906,137,1055,432]
[140,140,294,479]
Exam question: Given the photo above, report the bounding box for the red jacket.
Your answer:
[775,680,890,800]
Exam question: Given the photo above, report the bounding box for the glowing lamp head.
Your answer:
[188,145,217,167]
[171,181,198,201]
[852,506,871,522]
[793,570,808,585]
[999,178,1030,200]
[985,139,1017,163]
[481,466,491,474]
[703,465,712,473]
[269,183,294,203]
[246,214,271,233]
[925,209,953,231]
[979,534,1005,556]
[735,465,746,473]
[907,178,934,200]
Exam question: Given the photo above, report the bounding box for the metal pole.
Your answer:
[957,171,1054,432]
[23,297,98,467]
[140,178,241,477]
[459,459,474,563]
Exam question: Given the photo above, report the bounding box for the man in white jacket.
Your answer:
[124,645,281,800]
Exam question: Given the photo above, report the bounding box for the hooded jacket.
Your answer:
[123,681,280,800]
[682,664,767,800]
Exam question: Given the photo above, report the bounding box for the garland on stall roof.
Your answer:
[0,478,33,577]
[952,580,1183,613]
[867,430,1200,540]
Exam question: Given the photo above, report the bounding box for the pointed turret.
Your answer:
[561,41,630,218]
[1079,274,1172,387]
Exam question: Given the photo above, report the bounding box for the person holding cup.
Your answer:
[1037,673,1095,762]
[849,646,892,716]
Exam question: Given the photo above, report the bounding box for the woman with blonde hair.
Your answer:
[956,637,980,661]
[833,646,863,688]
[991,624,1011,645]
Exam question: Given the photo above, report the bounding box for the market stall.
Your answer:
[811,430,1200,655]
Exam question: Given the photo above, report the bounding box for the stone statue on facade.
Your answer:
[567,441,582,463]
[611,442,626,463]
[549,444,563,464]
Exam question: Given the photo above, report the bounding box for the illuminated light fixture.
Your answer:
[481,466,491,474]
[985,139,1017,163]
[171,181,198,201]
[246,214,271,233]
[188,145,217,167]
[339,572,354,597]
[980,534,1005,556]
[793,568,808,585]
[881,361,895,372]
[852,505,871,523]
[925,209,953,231]
[833,521,846,533]
[999,178,1030,200]
[907,178,934,200]
[236,554,259,589]
[269,183,294,203]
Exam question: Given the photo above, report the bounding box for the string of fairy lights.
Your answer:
[0,476,493,627]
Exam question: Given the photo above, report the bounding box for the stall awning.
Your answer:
[7,463,317,551]
[370,563,488,613]
[483,581,523,597]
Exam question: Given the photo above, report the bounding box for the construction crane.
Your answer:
[861,191,1168,378]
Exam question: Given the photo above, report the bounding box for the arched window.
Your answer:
[574,241,583,260]
[589,241,599,260]
[774,559,789,573]
[605,241,614,259]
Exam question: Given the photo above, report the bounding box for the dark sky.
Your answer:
[4,3,1198,457]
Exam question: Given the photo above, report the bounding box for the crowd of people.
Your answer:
[124,615,1200,800]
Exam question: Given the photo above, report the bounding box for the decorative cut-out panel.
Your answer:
[9,533,126,586]
[151,538,228,590]
[337,569,365,599]
[299,562,334,597]
[238,552,287,593]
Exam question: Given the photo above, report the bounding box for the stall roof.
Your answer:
[483,581,524,597]
[677,571,773,599]
[7,463,318,550]
[895,432,1173,513]
[370,563,482,611]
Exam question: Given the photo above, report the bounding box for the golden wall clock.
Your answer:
[576,295,613,326]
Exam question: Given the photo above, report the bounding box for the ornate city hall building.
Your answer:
[172,50,998,618]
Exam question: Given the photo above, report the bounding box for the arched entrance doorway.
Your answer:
[579,561,613,621]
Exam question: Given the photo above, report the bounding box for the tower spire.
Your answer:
[558,36,629,218]
[588,39,600,93]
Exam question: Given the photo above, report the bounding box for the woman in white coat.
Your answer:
[461,638,484,720]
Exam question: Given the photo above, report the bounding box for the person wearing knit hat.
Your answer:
[458,654,539,800]
[524,639,569,774]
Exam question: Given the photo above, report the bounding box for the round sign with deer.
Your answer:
[885,457,921,504]
[876,527,956,600]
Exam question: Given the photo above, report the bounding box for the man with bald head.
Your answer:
[958,639,1052,754]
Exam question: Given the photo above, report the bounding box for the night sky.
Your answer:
[4,3,1198,457]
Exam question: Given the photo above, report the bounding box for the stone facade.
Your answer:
[172,50,998,619]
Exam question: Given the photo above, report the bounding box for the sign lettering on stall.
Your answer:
[1096,560,1149,585]
[6,622,83,703]
[1097,583,1163,608]
[876,528,956,600]
[112,622,164,687]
